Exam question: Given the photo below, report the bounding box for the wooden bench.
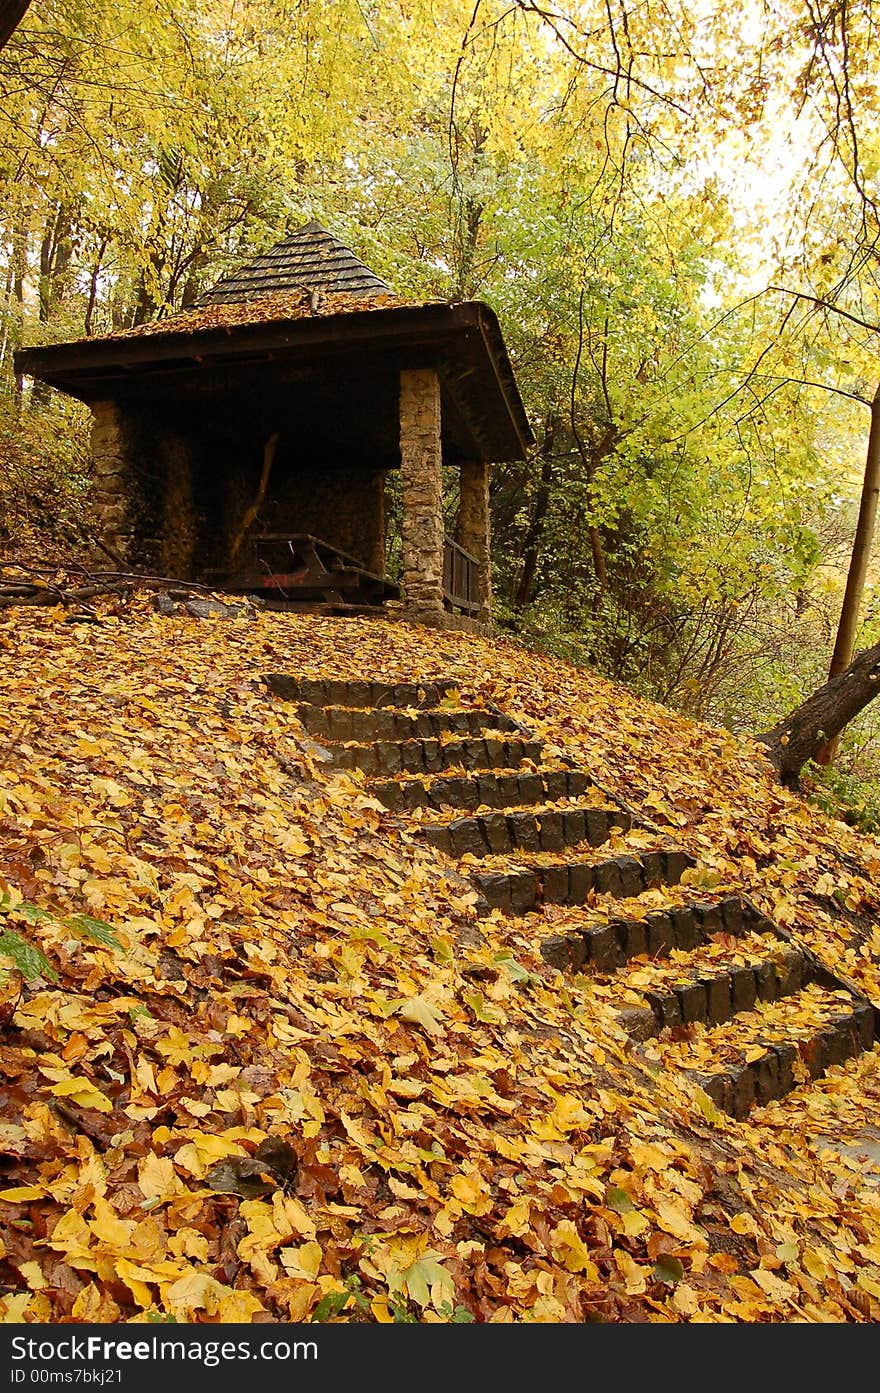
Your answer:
[214,533,400,611]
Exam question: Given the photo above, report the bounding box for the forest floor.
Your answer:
[2,592,880,1323]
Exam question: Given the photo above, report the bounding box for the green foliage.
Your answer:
[0,395,92,559]
[0,928,57,982]
[802,761,880,836]
[801,700,880,835]
[67,913,123,952]
[310,1275,372,1322]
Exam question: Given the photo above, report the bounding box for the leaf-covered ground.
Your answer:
[2,598,880,1324]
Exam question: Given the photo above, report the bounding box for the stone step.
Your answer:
[263,674,460,708]
[327,735,545,777]
[370,767,593,813]
[297,702,521,743]
[641,984,877,1118]
[611,935,813,1040]
[473,846,695,916]
[540,894,770,974]
[423,805,632,860]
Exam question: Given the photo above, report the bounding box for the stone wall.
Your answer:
[89,401,200,575]
[89,396,387,580]
[265,455,386,573]
[89,401,135,566]
[156,431,197,576]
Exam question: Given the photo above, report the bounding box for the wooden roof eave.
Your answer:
[15,302,534,461]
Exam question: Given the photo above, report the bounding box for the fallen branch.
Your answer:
[0,563,221,610]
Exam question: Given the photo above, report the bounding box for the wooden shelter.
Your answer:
[14,222,533,626]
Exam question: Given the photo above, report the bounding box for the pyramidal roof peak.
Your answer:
[198,221,394,306]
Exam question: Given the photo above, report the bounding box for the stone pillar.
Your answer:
[399,368,445,621]
[456,457,492,622]
[89,401,134,566]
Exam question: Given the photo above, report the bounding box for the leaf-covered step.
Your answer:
[641,984,877,1118]
[328,735,545,777]
[612,937,811,1040]
[370,767,594,813]
[297,702,521,743]
[422,805,631,859]
[263,674,460,708]
[473,846,695,916]
[540,894,769,974]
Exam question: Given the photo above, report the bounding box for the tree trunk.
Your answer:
[757,640,880,787]
[513,415,556,608]
[815,380,880,765]
[0,0,32,49]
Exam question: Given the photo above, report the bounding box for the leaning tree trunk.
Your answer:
[815,380,880,765]
[758,640,880,787]
[0,0,33,49]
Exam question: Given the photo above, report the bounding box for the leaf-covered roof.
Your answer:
[105,287,402,340]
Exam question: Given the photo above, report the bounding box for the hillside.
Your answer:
[2,595,880,1324]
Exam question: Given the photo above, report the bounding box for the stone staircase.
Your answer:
[264,674,878,1118]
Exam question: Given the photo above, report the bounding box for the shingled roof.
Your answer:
[197,221,394,305]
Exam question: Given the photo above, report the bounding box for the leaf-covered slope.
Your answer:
[1,601,880,1324]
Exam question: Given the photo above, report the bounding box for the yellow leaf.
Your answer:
[694,1088,724,1126]
[174,1133,247,1179]
[156,1026,194,1065]
[397,994,446,1037]
[672,1282,700,1315]
[217,1289,267,1321]
[750,1267,796,1301]
[621,1209,650,1237]
[388,1176,422,1200]
[397,1253,456,1312]
[654,1198,707,1247]
[50,1078,113,1113]
[1,1294,32,1321]
[803,1247,828,1281]
[137,1153,184,1204]
[451,1171,491,1213]
[462,989,503,1024]
[89,1199,135,1250]
[730,1212,761,1237]
[17,1262,47,1291]
[162,1271,228,1315]
[280,1241,323,1279]
[630,1141,672,1171]
[0,1185,46,1202]
[371,1294,395,1322]
[614,1249,647,1294]
[71,1284,121,1322]
[44,1209,93,1259]
[167,1228,209,1262]
[548,1220,599,1277]
[113,1258,154,1309]
[500,1196,531,1237]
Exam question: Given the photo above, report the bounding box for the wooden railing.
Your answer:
[443,535,480,615]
